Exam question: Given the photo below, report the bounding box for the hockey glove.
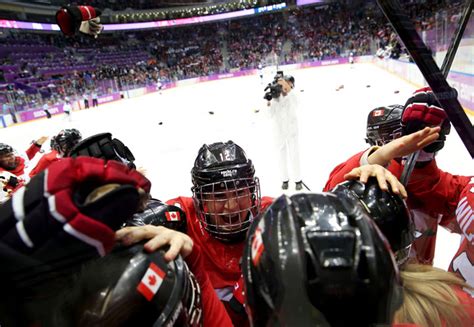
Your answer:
[0,157,151,258]
[68,132,136,169]
[402,87,451,155]
[56,5,102,37]
[79,17,103,38]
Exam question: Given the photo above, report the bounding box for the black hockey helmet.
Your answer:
[191,141,260,242]
[53,244,202,327]
[68,132,136,169]
[0,143,17,170]
[0,143,14,156]
[125,198,187,234]
[51,129,82,156]
[242,192,403,327]
[331,177,414,266]
[365,104,403,146]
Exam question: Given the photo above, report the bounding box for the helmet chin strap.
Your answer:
[400,150,437,186]
[416,150,437,162]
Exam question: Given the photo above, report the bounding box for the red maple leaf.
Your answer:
[148,274,156,286]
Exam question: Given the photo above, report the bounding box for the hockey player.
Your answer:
[0,156,152,326]
[54,240,232,327]
[83,93,89,109]
[266,75,306,191]
[62,98,72,121]
[332,177,474,326]
[0,149,232,326]
[242,191,403,326]
[364,104,404,147]
[257,63,263,84]
[449,178,474,294]
[156,78,163,94]
[117,141,274,326]
[0,137,48,191]
[42,101,52,119]
[91,90,99,108]
[324,87,466,264]
[29,128,82,177]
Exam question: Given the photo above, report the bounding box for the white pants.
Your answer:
[275,132,301,182]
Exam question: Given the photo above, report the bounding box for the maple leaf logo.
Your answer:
[148,274,156,286]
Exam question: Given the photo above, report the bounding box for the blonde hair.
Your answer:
[394,263,473,327]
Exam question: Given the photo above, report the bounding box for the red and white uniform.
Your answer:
[324,149,471,265]
[29,150,61,178]
[0,143,42,190]
[449,177,474,296]
[184,244,233,327]
[166,196,273,325]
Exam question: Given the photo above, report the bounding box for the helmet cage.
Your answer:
[192,177,261,241]
[160,258,203,327]
[366,105,403,146]
[182,264,203,326]
[366,121,402,146]
[394,244,412,267]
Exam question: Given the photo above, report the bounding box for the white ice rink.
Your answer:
[1,63,472,270]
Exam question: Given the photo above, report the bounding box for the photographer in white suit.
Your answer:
[266,74,306,191]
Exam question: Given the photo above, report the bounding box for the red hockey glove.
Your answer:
[0,157,151,257]
[402,87,451,153]
[0,171,24,204]
[56,5,102,37]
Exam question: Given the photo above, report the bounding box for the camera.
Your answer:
[263,71,285,101]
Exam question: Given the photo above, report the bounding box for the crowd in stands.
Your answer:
[0,1,465,113]
[73,0,272,23]
[375,0,465,59]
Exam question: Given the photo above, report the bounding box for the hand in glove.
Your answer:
[0,157,151,257]
[402,86,451,155]
[56,5,103,37]
[79,17,104,38]
[0,171,22,204]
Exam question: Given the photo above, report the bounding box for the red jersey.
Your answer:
[0,143,42,202]
[166,196,274,326]
[324,150,470,265]
[25,143,41,161]
[29,150,60,177]
[184,244,233,327]
[166,196,273,289]
[449,177,474,294]
[455,284,474,320]
[0,143,41,178]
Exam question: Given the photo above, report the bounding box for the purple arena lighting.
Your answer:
[0,3,286,32]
